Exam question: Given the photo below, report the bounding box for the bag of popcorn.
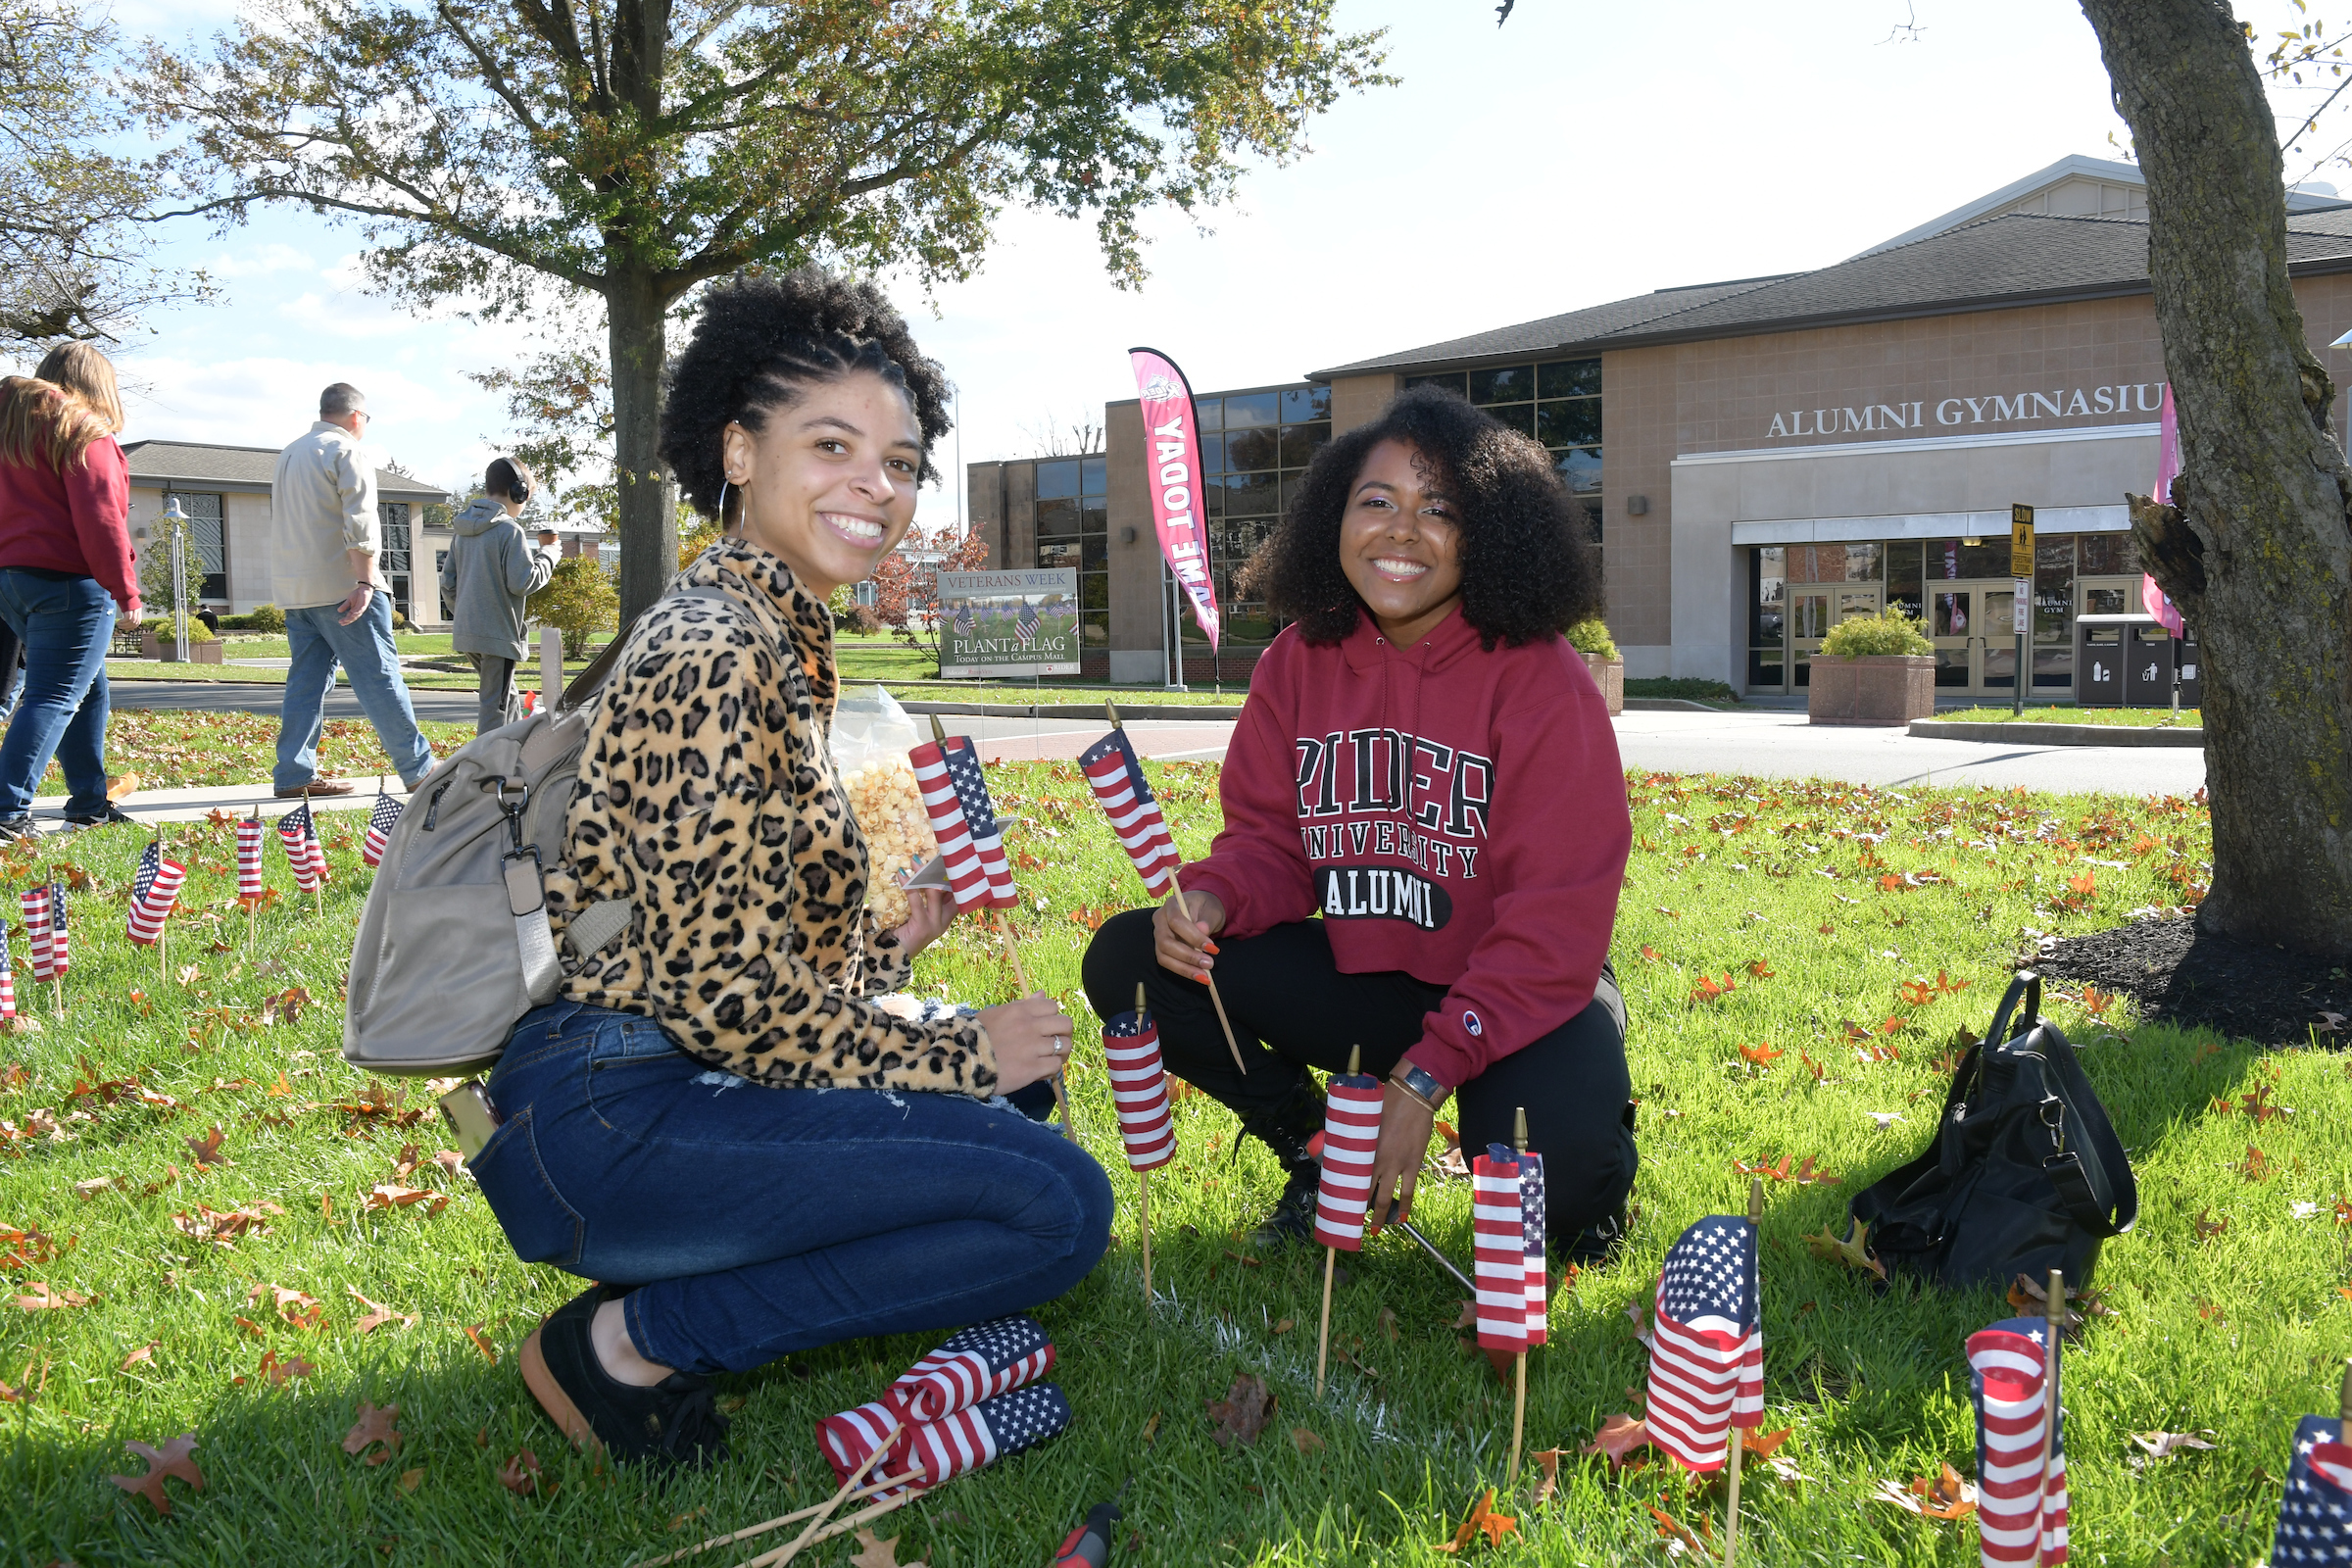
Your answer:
[832,684,937,932]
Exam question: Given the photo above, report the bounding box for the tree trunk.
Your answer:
[609,271,677,626]
[2081,0,2352,957]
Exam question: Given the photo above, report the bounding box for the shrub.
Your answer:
[248,602,286,633]
[527,557,619,659]
[1819,607,1934,658]
[139,615,215,645]
[836,602,882,635]
[1565,616,1619,660]
[1625,676,1739,703]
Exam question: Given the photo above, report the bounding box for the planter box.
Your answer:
[137,628,223,663]
[1808,654,1934,726]
[1581,653,1624,716]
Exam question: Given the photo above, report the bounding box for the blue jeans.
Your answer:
[475,1002,1114,1376]
[0,569,115,816]
[274,594,433,789]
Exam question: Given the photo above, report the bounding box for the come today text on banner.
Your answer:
[936,568,1081,678]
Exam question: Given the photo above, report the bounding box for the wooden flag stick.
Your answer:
[2036,1265,2064,1563]
[754,1420,904,1568]
[1136,981,1154,1302]
[997,920,1072,1142]
[650,1472,923,1565]
[1106,702,1248,1077]
[1316,1045,1358,1399]
[749,1485,922,1567]
[1507,1105,1530,1489]
[2338,1358,2352,1446]
[1724,1175,1764,1567]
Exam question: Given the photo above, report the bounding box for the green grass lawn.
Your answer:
[7,760,2335,1567]
[27,711,475,796]
[1939,706,2204,728]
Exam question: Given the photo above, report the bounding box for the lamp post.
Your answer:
[160,497,190,662]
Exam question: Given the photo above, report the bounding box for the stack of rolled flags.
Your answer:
[816,1314,1069,1497]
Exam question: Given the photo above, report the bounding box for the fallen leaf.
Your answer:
[343,1401,403,1465]
[1203,1374,1273,1447]
[1290,1426,1325,1455]
[1804,1221,1887,1282]
[1435,1488,1517,1552]
[1377,1305,1398,1343]
[1582,1412,1657,1468]
[1271,1317,1295,1335]
[15,1282,93,1309]
[348,1285,416,1334]
[1872,1461,1978,1520]
[847,1528,926,1568]
[1646,1499,1707,1554]
[464,1325,497,1363]
[364,1183,435,1210]
[1640,945,1664,962]
[2131,1430,2218,1460]
[498,1448,545,1497]
[248,1282,325,1330]
[1747,959,1776,978]
[119,1341,160,1371]
[2192,1207,2230,1243]
[1736,1042,1784,1068]
[73,1177,118,1200]
[110,1432,205,1515]
[397,1466,424,1494]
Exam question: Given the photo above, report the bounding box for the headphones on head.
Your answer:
[491,454,533,507]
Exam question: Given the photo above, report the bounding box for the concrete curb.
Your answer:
[1623,697,1737,712]
[1909,718,2204,747]
[899,700,1242,722]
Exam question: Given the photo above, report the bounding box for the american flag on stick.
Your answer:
[818,1383,1070,1496]
[1077,726,1181,898]
[235,810,267,904]
[1473,1149,1530,1351]
[886,1314,1054,1424]
[125,841,187,946]
[19,886,55,982]
[46,881,68,976]
[277,803,326,892]
[2274,1412,2352,1565]
[1520,1152,1548,1347]
[1311,1072,1383,1251]
[1643,1213,1763,1473]
[1014,600,1040,648]
[1102,1004,1177,1173]
[908,731,1015,909]
[1969,1316,2068,1565]
[0,924,15,1021]
[362,786,403,869]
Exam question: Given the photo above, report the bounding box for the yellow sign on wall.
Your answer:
[2010,503,2036,578]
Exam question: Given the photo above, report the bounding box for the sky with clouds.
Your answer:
[77,0,2160,528]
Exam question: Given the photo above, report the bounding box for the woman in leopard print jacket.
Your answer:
[467,270,1111,1471]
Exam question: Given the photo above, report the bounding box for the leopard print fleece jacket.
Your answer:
[543,537,998,1096]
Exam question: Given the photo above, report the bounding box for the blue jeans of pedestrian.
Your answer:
[0,569,115,817]
[274,594,433,790]
[474,1002,1114,1377]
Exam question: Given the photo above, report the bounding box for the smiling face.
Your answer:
[1337,437,1466,647]
[718,369,924,598]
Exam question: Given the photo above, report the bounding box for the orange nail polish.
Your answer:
[1194,969,1211,983]
[1202,940,1220,956]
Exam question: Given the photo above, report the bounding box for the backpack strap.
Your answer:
[2032,1019,2140,1238]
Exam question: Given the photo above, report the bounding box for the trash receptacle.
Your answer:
[2177,627,2202,708]
[2074,613,2148,708]
[2126,623,2175,707]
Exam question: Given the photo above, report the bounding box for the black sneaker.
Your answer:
[1561,1207,1629,1268]
[0,814,32,843]
[1250,1161,1322,1250]
[517,1287,730,1469]
[64,804,135,829]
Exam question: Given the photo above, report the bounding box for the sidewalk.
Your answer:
[24,781,402,836]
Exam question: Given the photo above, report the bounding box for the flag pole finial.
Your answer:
[1747,1177,1764,1224]
[1135,980,1148,1028]
[2339,1359,2352,1443]
[928,712,948,745]
[1347,1044,1360,1076]
[1512,1104,1528,1155]
[1105,699,1123,730]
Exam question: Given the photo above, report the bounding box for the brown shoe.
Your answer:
[274,779,355,798]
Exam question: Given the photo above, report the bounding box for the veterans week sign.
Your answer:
[1128,346,1223,651]
[937,568,1080,678]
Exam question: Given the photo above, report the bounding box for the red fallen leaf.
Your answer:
[2192,1207,2230,1243]
[1936,969,1972,995]
[1804,1221,1886,1281]
[1204,1373,1274,1447]
[1872,1462,1977,1520]
[1840,1019,1873,1043]
[2237,1146,2272,1183]
[1736,1155,1793,1182]
[465,1325,498,1363]
[1736,1042,1784,1068]
[1792,1155,1839,1186]
[2068,869,2096,897]
[1898,979,1936,1007]
[1530,1447,1565,1506]
[1746,959,1776,979]
[248,1282,325,1330]
[1434,1488,1517,1552]
[15,1282,94,1309]
[120,1341,160,1371]
[364,1183,435,1210]
[1817,922,1835,936]
[1798,1052,1827,1083]
[235,1349,316,1387]
[498,1447,546,1496]
[233,1314,268,1338]
[110,1432,204,1514]
[1582,1412,1657,1469]
[343,1401,403,1465]
[1647,1499,1709,1552]
[347,1285,416,1334]
[1640,945,1664,962]
[1742,1427,1793,1463]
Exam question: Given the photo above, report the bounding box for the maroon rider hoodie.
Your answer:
[1179,608,1631,1091]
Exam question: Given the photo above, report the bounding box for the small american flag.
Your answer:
[818,1382,1070,1495]
[2274,1414,2352,1565]
[1970,1316,2068,1565]
[125,842,187,946]
[907,733,1015,909]
[953,601,976,637]
[46,881,67,975]
[0,925,15,1020]
[1077,729,1182,897]
[277,803,326,891]
[1473,1147,1530,1351]
[235,812,267,904]
[887,1315,1055,1424]
[1102,1003,1176,1173]
[18,888,52,983]
[1014,600,1040,648]
[1644,1214,1763,1473]
[1311,1072,1383,1251]
[362,788,403,869]
[1520,1152,1548,1347]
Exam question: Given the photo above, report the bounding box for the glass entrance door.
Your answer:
[1790,586,1883,687]
[1929,582,2022,697]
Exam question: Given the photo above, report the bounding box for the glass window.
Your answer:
[172,491,228,600]
[1751,547,1785,651]
[1081,609,1110,646]
[2034,647,2074,688]
[1749,644,1786,689]
[1278,422,1330,468]
[1404,372,1467,398]
[2034,535,2075,644]
[1540,359,1602,399]
[1036,497,1081,538]
[1198,476,1224,518]
[1485,403,1535,438]
[1932,590,1971,637]
[378,502,411,574]
[1081,502,1107,537]
[1197,432,1226,475]
[1081,456,1106,497]
[1536,400,1601,447]
[1281,385,1332,422]
[2083,585,2130,616]
[1469,366,1537,406]
[1224,391,1279,427]
[1082,537,1107,574]
[1080,574,1108,612]
[1842,542,1882,581]
[1036,459,1081,501]
[1790,593,1831,640]
[1193,398,1222,431]
[1037,539,1082,569]
[2078,532,2139,574]
[1885,538,1923,620]
[1927,538,1963,580]
[1958,539,2013,579]
[1224,472,1281,517]
[1224,427,1280,471]
[1554,446,1601,495]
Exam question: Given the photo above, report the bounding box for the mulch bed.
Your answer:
[2037,914,2351,1047]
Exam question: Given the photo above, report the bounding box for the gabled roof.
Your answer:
[121,438,449,502]
[1309,208,2352,380]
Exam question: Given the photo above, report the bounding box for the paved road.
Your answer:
[107,682,2207,795]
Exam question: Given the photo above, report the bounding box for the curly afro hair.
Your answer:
[1257,384,1602,650]
[660,267,953,519]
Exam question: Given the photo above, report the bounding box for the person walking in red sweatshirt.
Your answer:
[0,344,139,839]
[1082,385,1635,1260]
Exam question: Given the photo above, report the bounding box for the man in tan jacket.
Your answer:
[269,382,434,797]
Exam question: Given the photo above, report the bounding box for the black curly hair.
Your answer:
[1256,384,1602,650]
[659,267,953,519]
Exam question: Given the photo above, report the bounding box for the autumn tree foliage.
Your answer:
[871,524,990,673]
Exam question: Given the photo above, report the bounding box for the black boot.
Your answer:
[1237,1076,1328,1250]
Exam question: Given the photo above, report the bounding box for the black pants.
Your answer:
[1081,909,1637,1243]
[472,654,514,737]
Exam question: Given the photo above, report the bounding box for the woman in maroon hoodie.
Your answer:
[0,343,139,838]
[1082,385,1634,1259]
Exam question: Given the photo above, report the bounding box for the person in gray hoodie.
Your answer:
[441,456,560,734]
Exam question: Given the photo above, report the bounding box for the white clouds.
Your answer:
[208,243,316,279]
[119,356,503,485]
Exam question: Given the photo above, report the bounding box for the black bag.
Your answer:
[1847,971,2137,1292]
